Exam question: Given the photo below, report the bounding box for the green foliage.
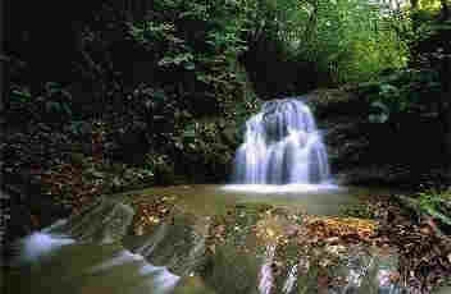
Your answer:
[299,0,410,84]
[8,87,34,124]
[9,82,74,125]
[412,0,444,14]
[6,0,433,187]
[368,101,390,124]
[169,120,237,182]
[416,189,451,226]
[398,189,451,227]
[242,0,411,95]
[121,0,253,121]
[36,82,73,121]
[340,202,376,219]
[361,69,442,123]
[10,88,32,103]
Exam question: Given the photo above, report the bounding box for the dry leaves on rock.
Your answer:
[303,216,377,243]
[131,195,177,235]
[373,199,451,292]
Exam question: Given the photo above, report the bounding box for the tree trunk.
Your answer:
[440,0,450,21]
[1,0,9,121]
[444,107,451,168]
[440,56,451,169]
[303,0,319,44]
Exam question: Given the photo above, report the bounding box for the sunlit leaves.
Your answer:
[158,52,195,69]
[300,0,410,83]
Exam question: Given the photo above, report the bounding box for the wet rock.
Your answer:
[274,245,405,294]
[47,199,135,244]
[128,213,209,277]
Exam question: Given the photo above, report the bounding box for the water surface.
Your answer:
[119,184,398,216]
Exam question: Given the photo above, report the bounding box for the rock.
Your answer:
[47,199,135,244]
[221,127,238,148]
[284,245,405,294]
[128,213,209,276]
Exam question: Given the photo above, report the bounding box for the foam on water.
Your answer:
[258,244,276,294]
[20,232,75,262]
[87,249,180,292]
[282,264,298,294]
[88,250,145,273]
[139,264,163,275]
[15,219,181,294]
[222,183,340,194]
[152,269,181,293]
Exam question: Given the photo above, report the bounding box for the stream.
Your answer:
[2,98,418,293]
[4,185,406,294]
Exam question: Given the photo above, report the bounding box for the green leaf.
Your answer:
[46,101,61,113]
[62,103,72,117]
[183,129,196,138]
[11,90,31,102]
[184,62,196,70]
[153,90,166,102]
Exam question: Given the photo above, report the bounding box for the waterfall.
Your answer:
[232,98,331,185]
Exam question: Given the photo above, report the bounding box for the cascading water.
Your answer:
[7,200,182,294]
[229,98,333,191]
[258,244,276,294]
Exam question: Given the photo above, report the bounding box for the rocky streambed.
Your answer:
[4,185,450,293]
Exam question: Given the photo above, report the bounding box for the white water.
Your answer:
[15,225,180,294]
[231,99,333,188]
[88,250,145,273]
[222,183,340,194]
[87,249,180,294]
[19,232,75,262]
[258,244,276,294]
[282,264,298,294]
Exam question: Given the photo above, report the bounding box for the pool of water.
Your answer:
[117,184,400,216]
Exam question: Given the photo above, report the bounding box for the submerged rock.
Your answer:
[46,198,135,244]
[275,246,403,294]
[128,213,209,277]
